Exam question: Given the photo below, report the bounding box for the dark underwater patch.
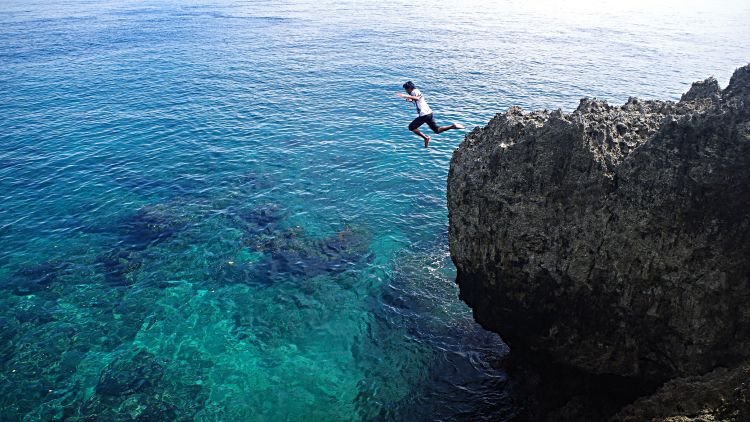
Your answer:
[96,248,145,287]
[82,390,182,422]
[95,349,165,397]
[6,260,73,295]
[228,202,286,235]
[116,203,192,250]
[78,348,209,421]
[352,252,513,422]
[236,170,274,192]
[79,203,192,250]
[0,316,19,363]
[14,303,58,326]
[232,225,372,285]
[0,321,85,417]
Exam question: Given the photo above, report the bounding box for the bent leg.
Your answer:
[410,128,429,140]
[409,116,431,147]
[408,116,425,132]
[426,115,441,133]
[411,128,431,147]
[426,115,464,134]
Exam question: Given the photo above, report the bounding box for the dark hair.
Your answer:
[402,81,415,90]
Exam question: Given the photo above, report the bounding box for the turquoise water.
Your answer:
[1,0,748,420]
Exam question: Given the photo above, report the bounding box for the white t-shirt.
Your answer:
[411,89,432,116]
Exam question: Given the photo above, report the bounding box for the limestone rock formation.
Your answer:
[447,64,750,420]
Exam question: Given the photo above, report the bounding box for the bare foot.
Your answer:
[424,136,431,148]
[453,122,465,130]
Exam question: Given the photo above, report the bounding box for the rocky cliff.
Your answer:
[448,64,750,421]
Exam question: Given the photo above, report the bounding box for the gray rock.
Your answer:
[611,364,750,422]
[447,64,750,419]
[680,77,720,102]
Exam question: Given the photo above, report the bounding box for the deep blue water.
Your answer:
[1,0,748,420]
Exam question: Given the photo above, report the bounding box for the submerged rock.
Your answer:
[253,225,371,281]
[118,202,192,250]
[81,392,183,422]
[77,347,208,421]
[96,248,144,287]
[448,64,750,420]
[229,202,286,235]
[6,260,72,295]
[225,225,372,285]
[96,349,165,397]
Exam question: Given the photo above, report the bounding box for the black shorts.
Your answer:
[408,113,439,132]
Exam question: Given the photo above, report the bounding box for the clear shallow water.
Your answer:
[0,0,748,420]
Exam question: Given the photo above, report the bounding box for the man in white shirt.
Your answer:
[396,81,464,147]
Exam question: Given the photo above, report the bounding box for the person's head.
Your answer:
[402,81,415,94]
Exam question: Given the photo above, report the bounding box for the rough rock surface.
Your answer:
[448,64,750,420]
[612,364,750,422]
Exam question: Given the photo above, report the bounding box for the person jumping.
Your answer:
[395,81,464,147]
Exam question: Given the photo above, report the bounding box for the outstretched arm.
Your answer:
[395,93,420,101]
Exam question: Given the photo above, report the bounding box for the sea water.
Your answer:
[1,0,748,420]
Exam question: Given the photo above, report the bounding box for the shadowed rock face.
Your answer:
[611,364,750,422]
[448,64,750,420]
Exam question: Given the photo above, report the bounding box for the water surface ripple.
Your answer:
[1,0,748,420]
